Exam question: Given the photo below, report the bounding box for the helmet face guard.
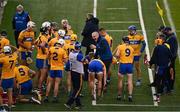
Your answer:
[128,25,137,35]
[75,42,81,50]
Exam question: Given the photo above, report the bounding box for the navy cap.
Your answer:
[0,31,7,36]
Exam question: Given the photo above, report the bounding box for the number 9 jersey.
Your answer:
[116,43,134,64]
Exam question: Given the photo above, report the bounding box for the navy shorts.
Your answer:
[88,61,103,74]
[65,60,70,71]
[21,52,32,60]
[134,55,141,62]
[36,59,48,69]
[2,78,14,90]
[119,63,133,74]
[49,70,63,78]
[19,80,32,95]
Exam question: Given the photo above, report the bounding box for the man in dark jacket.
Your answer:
[90,32,112,84]
[163,27,178,91]
[149,35,173,102]
[12,4,31,47]
[81,13,99,55]
[81,14,99,81]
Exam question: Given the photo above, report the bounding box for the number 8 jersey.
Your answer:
[0,52,18,79]
[116,43,134,64]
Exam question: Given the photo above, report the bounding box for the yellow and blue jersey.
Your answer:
[0,37,10,51]
[0,52,18,79]
[36,35,49,59]
[128,33,144,56]
[116,43,134,64]
[14,65,31,84]
[18,30,35,52]
[49,46,67,70]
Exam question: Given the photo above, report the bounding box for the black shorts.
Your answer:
[102,59,112,73]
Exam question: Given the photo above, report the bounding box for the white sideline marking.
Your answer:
[163,0,180,63]
[137,0,158,106]
[95,104,180,108]
[107,8,128,10]
[100,21,139,24]
[92,0,97,105]
[95,104,154,107]
[107,30,142,32]
[93,0,97,17]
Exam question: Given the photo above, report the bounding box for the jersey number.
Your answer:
[125,48,131,57]
[19,68,25,76]
[9,60,14,69]
[53,52,58,60]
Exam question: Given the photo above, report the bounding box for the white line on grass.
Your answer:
[106,8,128,10]
[95,104,155,107]
[107,30,142,32]
[137,0,158,106]
[95,104,180,108]
[163,0,180,63]
[92,0,97,105]
[93,0,97,17]
[100,21,139,24]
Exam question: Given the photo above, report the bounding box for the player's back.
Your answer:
[48,37,58,48]
[117,44,134,64]
[0,37,10,50]
[49,46,67,70]
[14,65,31,84]
[104,34,113,48]
[0,52,18,79]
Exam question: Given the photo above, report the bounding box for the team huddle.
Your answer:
[0,4,178,111]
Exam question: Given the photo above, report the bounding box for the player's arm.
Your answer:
[5,39,10,46]
[28,69,36,78]
[115,46,120,59]
[18,32,28,49]
[9,45,19,55]
[149,46,158,68]
[102,63,107,87]
[140,36,146,53]
[62,50,68,63]
[39,41,47,54]
[77,52,84,63]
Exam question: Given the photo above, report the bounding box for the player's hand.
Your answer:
[0,80,2,86]
[103,85,107,93]
[170,67,174,80]
[90,44,96,49]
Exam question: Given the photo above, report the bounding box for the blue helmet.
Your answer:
[128,25,137,31]
[75,42,81,50]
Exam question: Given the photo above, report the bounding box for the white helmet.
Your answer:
[58,29,66,37]
[42,21,51,28]
[57,38,65,45]
[27,21,36,28]
[61,19,68,25]
[3,46,12,53]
